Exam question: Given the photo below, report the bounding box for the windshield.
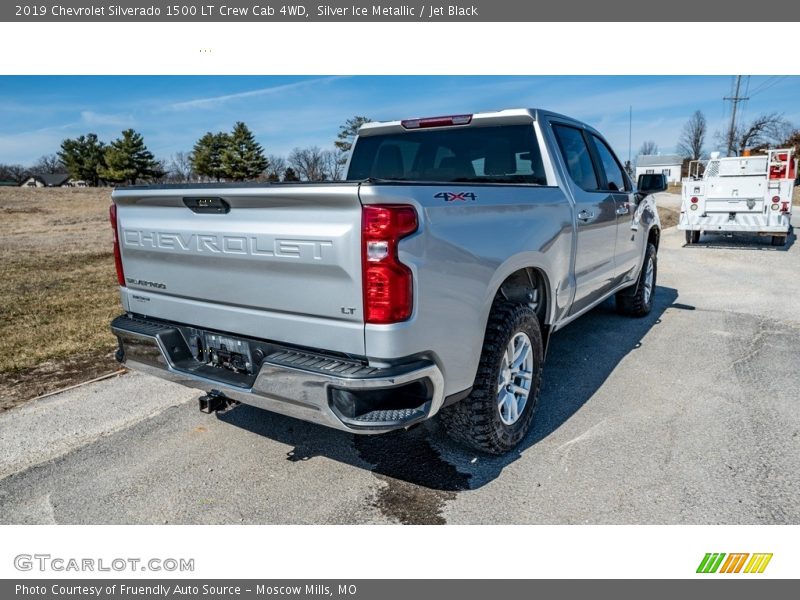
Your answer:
[347,124,547,185]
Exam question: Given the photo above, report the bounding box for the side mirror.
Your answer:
[637,173,667,195]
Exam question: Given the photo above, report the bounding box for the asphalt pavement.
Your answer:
[1,217,798,524]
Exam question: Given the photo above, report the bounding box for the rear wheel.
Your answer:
[616,243,657,317]
[771,235,787,247]
[685,230,700,244]
[440,302,543,455]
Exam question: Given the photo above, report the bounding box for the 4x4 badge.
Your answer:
[434,192,477,202]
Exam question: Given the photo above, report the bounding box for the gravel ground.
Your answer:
[0,223,798,525]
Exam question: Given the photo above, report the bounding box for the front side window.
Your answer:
[591,135,629,192]
[552,124,598,191]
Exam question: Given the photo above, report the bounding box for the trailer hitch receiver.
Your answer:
[198,389,240,413]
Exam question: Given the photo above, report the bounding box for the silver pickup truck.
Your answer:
[110,108,665,454]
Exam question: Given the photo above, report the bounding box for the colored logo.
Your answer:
[696,553,773,574]
[434,192,477,202]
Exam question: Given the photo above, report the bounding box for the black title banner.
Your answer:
[5,0,800,21]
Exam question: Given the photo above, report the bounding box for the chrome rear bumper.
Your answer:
[111,315,445,434]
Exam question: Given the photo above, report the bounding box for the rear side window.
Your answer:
[552,125,598,191]
[591,135,629,192]
[347,124,547,184]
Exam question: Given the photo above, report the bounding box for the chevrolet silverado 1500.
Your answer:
[110,108,665,454]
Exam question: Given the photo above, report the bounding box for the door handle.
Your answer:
[616,204,630,216]
[578,210,594,222]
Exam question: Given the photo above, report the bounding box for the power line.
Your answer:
[748,75,779,96]
[750,75,787,98]
[747,76,773,96]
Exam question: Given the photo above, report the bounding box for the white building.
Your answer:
[21,174,87,187]
[635,154,684,185]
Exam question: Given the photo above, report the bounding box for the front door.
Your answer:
[588,134,640,282]
[551,123,618,316]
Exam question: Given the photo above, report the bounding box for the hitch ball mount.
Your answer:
[198,390,240,414]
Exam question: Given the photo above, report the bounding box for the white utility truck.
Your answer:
[679,149,796,246]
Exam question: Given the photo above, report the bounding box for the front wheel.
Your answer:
[616,242,657,317]
[440,303,543,455]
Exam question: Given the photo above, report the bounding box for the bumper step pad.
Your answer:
[111,313,443,433]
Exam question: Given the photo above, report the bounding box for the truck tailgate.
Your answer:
[705,177,766,213]
[112,184,365,355]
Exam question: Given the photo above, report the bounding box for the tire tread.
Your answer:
[440,303,543,455]
[615,242,657,317]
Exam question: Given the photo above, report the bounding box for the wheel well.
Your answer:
[497,267,549,327]
[648,226,661,251]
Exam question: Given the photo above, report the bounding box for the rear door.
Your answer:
[551,123,618,316]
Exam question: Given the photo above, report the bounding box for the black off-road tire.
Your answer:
[439,302,543,455]
[616,242,657,317]
[685,230,700,245]
[771,235,786,247]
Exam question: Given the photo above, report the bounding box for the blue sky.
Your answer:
[0,75,798,166]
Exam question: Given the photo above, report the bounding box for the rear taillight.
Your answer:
[362,205,418,324]
[690,197,699,203]
[109,204,125,287]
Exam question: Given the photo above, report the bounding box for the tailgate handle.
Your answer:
[183,197,230,214]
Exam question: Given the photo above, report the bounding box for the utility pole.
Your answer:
[628,105,632,165]
[724,75,749,156]
[623,106,633,176]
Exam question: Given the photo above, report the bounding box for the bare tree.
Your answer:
[149,160,169,184]
[0,163,30,183]
[266,154,286,180]
[637,140,658,156]
[677,111,707,160]
[781,129,800,161]
[322,149,347,181]
[167,151,194,183]
[623,161,634,177]
[30,154,66,175]
[735,113,792,155]
[288,146,328,181]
